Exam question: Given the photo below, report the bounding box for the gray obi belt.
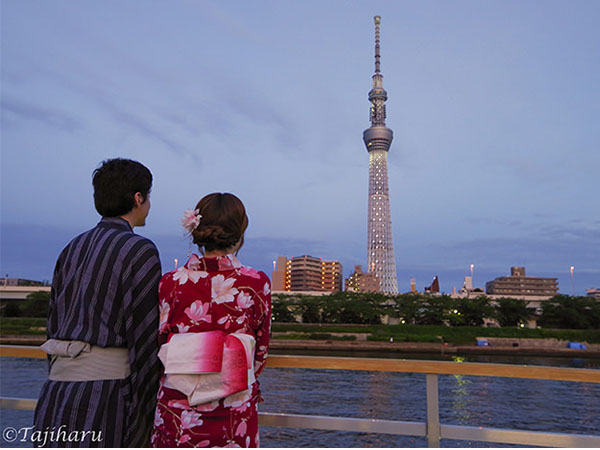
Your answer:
[41,339,130,382]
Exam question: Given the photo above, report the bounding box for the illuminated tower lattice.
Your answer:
[363,16,398,294]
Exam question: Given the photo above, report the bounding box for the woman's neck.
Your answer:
[203,249,232,258]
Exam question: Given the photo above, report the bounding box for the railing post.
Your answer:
[426,373,441,448]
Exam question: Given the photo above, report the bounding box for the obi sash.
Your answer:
[40,339,130,381]
[158,331,256,406]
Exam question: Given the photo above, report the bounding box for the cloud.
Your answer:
[435,231,599,272]
[1,96,83,133]
[9,63,203,164]
[105,106,202,164]
[200,0,262,43]
[224,91,303,152]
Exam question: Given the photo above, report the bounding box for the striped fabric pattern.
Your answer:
[34,217,162,447]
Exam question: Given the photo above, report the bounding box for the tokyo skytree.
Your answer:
[363,16,398,294]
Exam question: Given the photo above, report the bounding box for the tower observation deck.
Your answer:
[363,16,398,294]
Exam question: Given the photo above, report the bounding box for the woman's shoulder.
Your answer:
[236,264,271,300]
[237,265,269,281]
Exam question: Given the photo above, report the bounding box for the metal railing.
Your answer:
[1,345,599,447]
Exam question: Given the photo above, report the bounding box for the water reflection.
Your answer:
[450,356,472,424]
[1,354,599,448]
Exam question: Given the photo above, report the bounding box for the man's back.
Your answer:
[49,217,158,346]
[34,217,162,447]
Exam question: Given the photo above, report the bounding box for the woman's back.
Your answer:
[152,253,271,447]
[159,253,271,364]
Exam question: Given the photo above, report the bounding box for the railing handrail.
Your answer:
[267,354,600,383]
[2,345,598,384]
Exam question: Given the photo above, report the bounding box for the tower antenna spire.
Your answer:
[363,15,399,294]
[374,15,381,74]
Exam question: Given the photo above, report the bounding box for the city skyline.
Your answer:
[1,1,599,295]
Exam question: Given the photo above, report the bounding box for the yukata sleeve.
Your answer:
[158,273,176,347]
[121,239,162,447]
[253,273,272,377]
[45,247,67,370]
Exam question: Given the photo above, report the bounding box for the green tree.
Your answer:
[319,292,386,324]
[22,291,50,317]
[339,293,385,324]
[271,294,298,323]
[539,295,600,329]
[298,295,323,323]
[1,302,22,317]
[451,296,495,327]
[495,297,534,327]
[416,295,452,325]
[389,293,422,324]
[319,292,345,323]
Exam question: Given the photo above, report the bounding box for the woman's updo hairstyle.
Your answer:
[191,193,248,253]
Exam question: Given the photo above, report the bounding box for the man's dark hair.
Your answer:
[92,158,153,217]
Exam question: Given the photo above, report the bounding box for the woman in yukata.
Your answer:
[151,193,272,448]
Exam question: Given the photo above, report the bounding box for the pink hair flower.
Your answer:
[181,209,201,232]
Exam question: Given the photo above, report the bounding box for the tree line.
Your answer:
[1,291,50,318]
[2,291,599,330]
[272,292,600,330]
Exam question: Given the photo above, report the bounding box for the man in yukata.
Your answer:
[33,158,162,447]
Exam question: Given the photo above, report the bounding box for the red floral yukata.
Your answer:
[151,254,271,448]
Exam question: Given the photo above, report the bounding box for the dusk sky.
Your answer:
[1,1,599,295]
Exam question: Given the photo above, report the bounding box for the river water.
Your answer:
[1,351,599,448]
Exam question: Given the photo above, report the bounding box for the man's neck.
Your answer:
[120,213,136,229]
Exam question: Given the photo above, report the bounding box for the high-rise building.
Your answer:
[363,16,398,294]
[271,256,287,291]
[345,265,380,293]
[486,267,558,297]
[273,255,343,293]
[321,259,343,292]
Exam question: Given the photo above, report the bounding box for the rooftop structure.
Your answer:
[586,288,600,298]
[486,267,558,298]
[424,276,440,294]
[345,265,380,293]
[1,277,47,287]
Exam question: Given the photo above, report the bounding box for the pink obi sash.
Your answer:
[158,331,256,406]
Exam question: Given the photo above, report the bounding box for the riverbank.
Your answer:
[2,335,599,358]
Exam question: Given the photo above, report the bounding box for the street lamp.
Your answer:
[570,266,575,296]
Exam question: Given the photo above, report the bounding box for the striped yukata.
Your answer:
[33,217,162,447]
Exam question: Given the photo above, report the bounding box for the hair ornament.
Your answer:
[181,208,202,233]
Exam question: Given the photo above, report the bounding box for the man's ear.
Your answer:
[134,192,144,207]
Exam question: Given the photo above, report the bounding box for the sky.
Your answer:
[1,0,599,295]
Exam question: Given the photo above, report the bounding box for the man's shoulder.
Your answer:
[128,232,158,248]
[65,224,158,255]
[124,233,160,260]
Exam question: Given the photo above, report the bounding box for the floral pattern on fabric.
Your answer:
[151,254,271,448]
